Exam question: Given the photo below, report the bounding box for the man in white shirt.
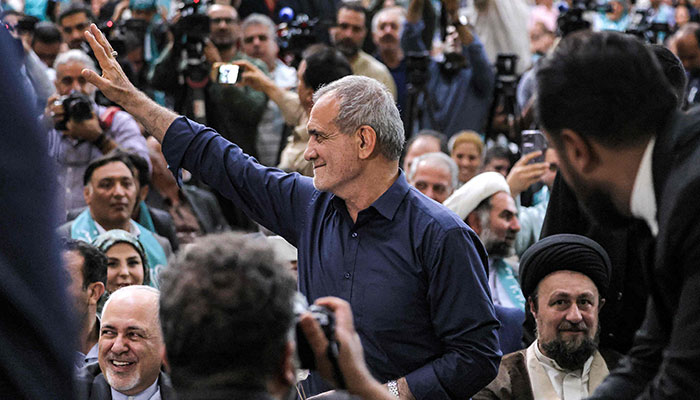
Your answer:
[474,234,616,400]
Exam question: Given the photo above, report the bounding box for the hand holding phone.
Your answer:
[521,130,547,163]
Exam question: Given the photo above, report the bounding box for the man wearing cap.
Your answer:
[444,171,524,310]
[475,234,617,400]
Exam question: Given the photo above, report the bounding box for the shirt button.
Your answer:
[351,232,358,238]
[344,272,351,279]
[617,292,623,301]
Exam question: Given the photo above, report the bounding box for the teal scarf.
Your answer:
[71,209,167,288]
[494,258,526,311]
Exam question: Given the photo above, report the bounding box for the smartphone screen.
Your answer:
[218,64,241,84]
[521,130,547,163]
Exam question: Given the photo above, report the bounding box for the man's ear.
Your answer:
[559,129,598,175]
[528,297,537,319]
[139,185,149,202]
[161,346,170,372]
[83,185,92,205]
[356,125,377,160]
[466,212,481,235]
[87,281,105,305]
[598,297,606,312]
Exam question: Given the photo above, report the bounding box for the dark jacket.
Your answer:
[575,109,700,399]
[75,362,177,399]
[146,184,229,235]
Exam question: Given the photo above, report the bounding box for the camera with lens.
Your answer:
[626,9,671,44]
[557,0,612,37]
[54,92,94,131]
[277,13,319,68]
[293,293,338,371]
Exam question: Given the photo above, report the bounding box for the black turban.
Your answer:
[519,234,612,300]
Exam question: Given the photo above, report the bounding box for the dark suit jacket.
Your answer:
[0,27,75,399]
[586,109,700,399]
[146,185,229,234]
[67,205,180,252]
[75,362,176,399]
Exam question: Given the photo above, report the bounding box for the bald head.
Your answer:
[99,286,163,396]
[673,24,700,75]
[102,285,160,320]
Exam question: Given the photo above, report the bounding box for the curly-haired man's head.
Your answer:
[158,233,297,393]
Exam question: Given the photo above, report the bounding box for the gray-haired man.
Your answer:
[81,24,500,399]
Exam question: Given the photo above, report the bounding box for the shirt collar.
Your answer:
[368,171,410,221]
[533,339,594,376]
[330,171,409,221]
[110,376,159,400]
[95,219,141,237]
[85,342,99,362]
[629,138,658,237]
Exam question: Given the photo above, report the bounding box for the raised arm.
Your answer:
[81,24,314,243]
[82,24,177,142]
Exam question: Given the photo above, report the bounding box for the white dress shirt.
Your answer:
[630,138,658,237]
[110,377,160,400]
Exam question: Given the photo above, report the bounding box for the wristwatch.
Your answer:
[387,380,399,397]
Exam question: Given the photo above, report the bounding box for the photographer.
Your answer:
[150,3,268,159]
[235,44,352,176]
[45,49,149,219]
[403,0,494,137]
[159,232,396,400]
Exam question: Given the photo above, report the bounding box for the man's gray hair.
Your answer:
[53,49,97,72]
[407,151,459,189]
[371,6,406,35]
[313,75,405,160]
[241,13,276,39]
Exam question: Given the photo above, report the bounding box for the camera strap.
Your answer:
[99,106,122,131]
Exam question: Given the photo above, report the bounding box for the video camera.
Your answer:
[626,9,671,44]
[100,18,151,58]
[277,11,319,68]
[557,0,612,37]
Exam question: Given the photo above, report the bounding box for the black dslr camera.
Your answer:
[293,293,338,370]
[54,92,94,131]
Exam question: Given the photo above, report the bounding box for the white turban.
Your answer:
[443,172,511,220]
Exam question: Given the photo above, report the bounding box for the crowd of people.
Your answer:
[2,0,700,399]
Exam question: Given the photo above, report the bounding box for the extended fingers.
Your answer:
[517,150,542,165]
[84,25,112,68]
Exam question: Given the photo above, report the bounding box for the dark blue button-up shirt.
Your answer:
[162,117,501,399]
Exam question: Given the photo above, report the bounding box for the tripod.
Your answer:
[485,54,522,145]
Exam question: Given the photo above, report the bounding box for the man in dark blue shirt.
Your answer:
[82,23,500,400]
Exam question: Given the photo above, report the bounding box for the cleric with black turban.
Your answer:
[519,233,612,301]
